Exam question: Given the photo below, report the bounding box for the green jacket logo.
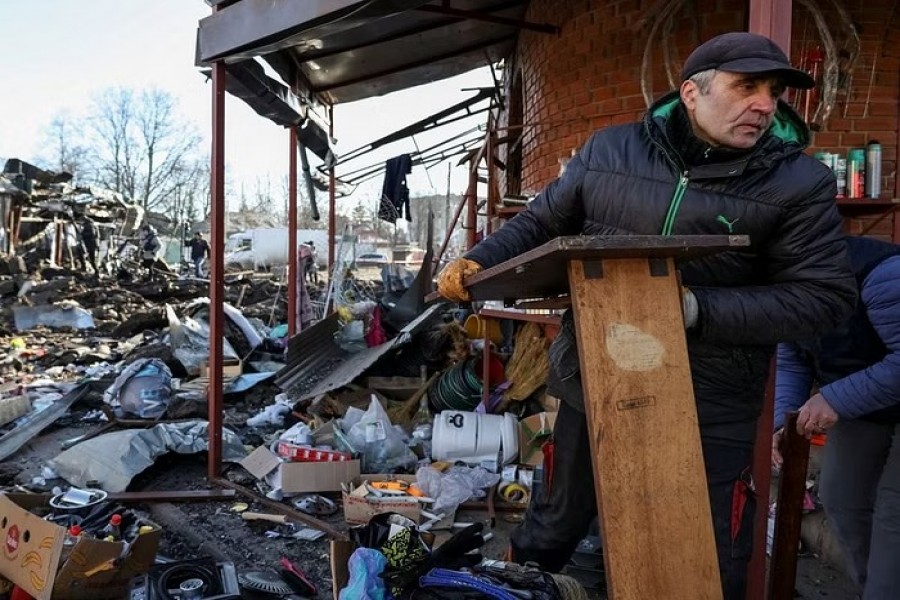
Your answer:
[716,215,740,233]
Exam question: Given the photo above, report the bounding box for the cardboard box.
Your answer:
[330,540,355,600]
[342,475,420,525]
[276,442,352,463]
[518,412,557,466]
[199,358,242,378]
[241,446,360,494]
[0,494,160,600]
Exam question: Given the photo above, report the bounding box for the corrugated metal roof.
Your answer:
[197,0,554,105]
[275,303,445,400]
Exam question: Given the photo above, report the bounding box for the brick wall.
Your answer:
[498,0,899,239]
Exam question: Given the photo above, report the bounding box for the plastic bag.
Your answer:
[339,548,390,600]
[415,465,502,516]
[345,396,416,473]
[103,358,172,419]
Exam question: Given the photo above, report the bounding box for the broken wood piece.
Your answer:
[214,477,348,540]
[106,489,238,503]
[242,512,289,524]
[768,412,812,599]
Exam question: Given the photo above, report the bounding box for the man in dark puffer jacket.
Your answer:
[437,32,856,599]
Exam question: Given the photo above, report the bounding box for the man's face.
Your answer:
[681,71,786,150]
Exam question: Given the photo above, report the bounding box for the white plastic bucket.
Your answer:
[431,410,519,466]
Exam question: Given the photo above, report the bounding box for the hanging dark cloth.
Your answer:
[379,154,412,223]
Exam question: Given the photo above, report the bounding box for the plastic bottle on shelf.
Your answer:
[835,157,847,198]
[866,141,882,199]
[848,148,866,199]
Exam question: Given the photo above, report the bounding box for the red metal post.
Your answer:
[55,221,64,266]
[748,0,792,54]
[207,57,226,481]
[485,116,495,237]
[328,105,336,281]
[288,126,298,336]
[746,4,792,597]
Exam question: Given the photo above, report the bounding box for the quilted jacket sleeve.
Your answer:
[464,137,590,269]
[692,172,857,345]
[819,256,900,419]
[774,343,814,431]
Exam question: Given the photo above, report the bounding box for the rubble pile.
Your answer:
[0,161,590,598]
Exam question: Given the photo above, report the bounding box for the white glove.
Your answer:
[682,287,699,329]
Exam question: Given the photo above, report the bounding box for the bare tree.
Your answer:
[85,87,201,211]
[39,112,88,177]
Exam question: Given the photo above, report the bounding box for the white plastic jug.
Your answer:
[431,410,519,466]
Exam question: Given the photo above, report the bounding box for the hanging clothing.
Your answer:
[379,154,412,223]
[296,244,314,330]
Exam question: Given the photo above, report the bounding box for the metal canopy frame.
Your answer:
[197,0,556,105]
[204,13,793,595]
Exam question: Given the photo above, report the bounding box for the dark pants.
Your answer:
[818,419,900,599]
[193,256,205,278]
[510,401,756,600]
[83,241,98,272]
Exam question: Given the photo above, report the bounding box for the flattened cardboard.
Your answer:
[241,446,282,479]
[199,358,242,378]
[330,540,355,600]
[518,412,557,466]
[275,460,361,494]
[0,494,160,600]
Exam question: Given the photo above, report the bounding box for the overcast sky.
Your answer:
[0,0,492,214]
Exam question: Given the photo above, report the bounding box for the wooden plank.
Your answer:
[106,489,238,503]
[768,412,811,599]
[569,257,721,600]
[464,235,749,301]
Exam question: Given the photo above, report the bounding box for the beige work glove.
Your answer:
[436,258,483,301]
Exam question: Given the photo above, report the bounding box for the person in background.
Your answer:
[437,31,856,599]
[140,224,162,276]
[185,231,211,278]
[306,240,319,285]
[774,235,900,600]
[79,216,100,274]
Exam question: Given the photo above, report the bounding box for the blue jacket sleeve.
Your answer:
[464,136,590,269]
[820,255,900,419]
[774,342,814,430]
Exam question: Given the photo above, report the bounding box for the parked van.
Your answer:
[224,228,331,270]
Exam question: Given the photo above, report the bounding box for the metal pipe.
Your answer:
[485,114,495,236]
[288,126,298,337]
[434,193,470,271]
[465,165,478,250]
[207,52,227,481]
[328,105,336,283]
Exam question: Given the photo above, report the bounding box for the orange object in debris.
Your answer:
[371,481,409,492]
[407,484,426,497]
